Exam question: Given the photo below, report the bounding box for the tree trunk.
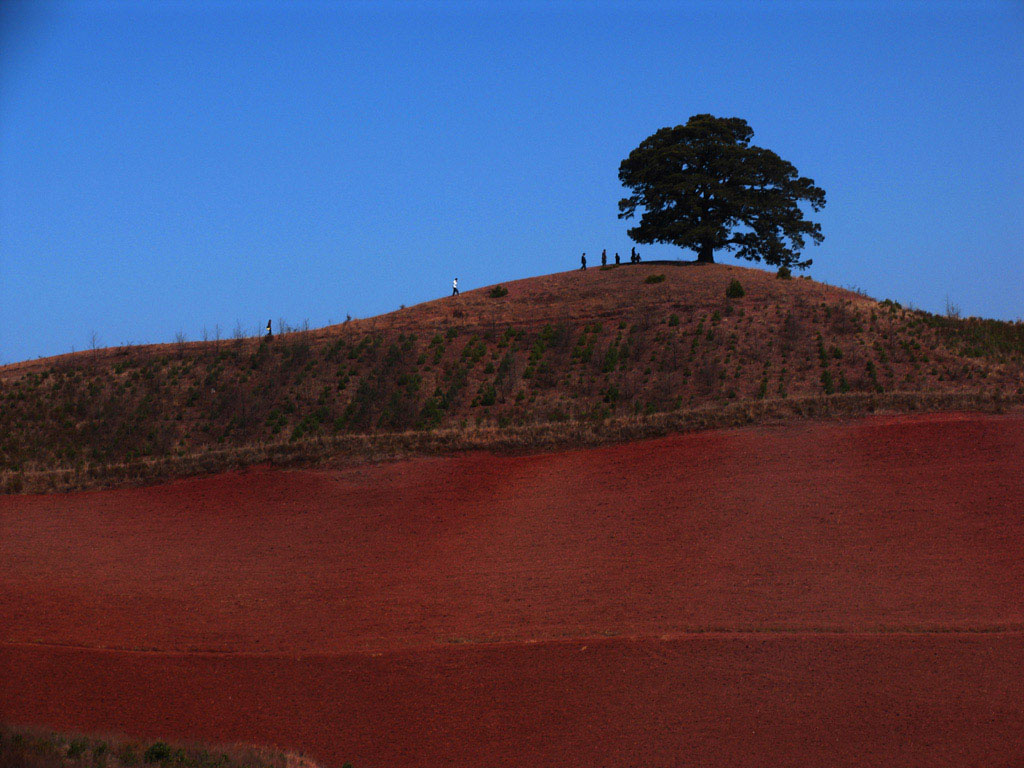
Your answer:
[697,244,715,263]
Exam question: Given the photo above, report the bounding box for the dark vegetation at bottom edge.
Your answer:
[0,724,341,768]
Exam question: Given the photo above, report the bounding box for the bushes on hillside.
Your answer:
[144,742,172,763]
[726,279,745,298]
[489,285,508,298]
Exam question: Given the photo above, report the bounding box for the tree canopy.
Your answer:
[618,115,826,269]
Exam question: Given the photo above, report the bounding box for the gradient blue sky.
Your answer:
[2,0,1022,364]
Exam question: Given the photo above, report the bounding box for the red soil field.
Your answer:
[3,411,1024,766]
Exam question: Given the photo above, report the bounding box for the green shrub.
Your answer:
[3,473,23,493]
[866,360,882,391]
[488,285,508,298]
[821,369,834,394]
[668,313,680,327]
[644,274,666,284]
[776,266,792,280]
[601,345,620,373]
[725,279,745,298]
[143,742,171,764]
[417,397,444,430]
[479,385,497,406]
[117,744,139,765]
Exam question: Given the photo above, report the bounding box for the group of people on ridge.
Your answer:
[446,246,643,302]
[580,247,641,270]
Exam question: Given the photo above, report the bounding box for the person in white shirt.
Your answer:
[452,278,459,296]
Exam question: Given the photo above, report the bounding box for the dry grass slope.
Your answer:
[2,263,1022,492]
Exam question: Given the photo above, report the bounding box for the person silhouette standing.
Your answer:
[266,319,272,338]
[581,253,587,270]
[601,249,607,267]
[615,252,620,265]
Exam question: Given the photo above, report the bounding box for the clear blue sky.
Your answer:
[2,0,1022,364]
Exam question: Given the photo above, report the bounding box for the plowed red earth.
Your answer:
[3,412,1024,766]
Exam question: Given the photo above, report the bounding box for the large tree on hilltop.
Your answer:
[618,114,826,268]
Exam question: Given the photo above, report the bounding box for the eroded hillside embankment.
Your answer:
[2,412,1023,766]
[3,263,1022,492]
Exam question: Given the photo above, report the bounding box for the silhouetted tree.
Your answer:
[618,114,826,269]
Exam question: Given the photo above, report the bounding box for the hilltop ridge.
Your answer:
[2,262,1022,491]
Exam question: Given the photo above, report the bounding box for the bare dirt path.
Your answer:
[3,412,1023,765]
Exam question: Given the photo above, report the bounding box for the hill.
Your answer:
[2,262,1022,491]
